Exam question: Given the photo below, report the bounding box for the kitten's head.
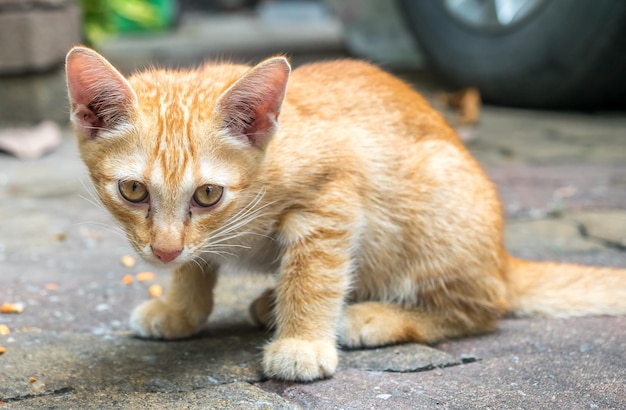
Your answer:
[65,47,290,267]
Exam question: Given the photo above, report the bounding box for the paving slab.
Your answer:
[0,330,465,405]
[505,218,604,254]
[465,107,626,166]
[0,331,266,400]
[567,211,626,248]
[486,164,626,219]
[260,316,626,410]
[2,382,296,410]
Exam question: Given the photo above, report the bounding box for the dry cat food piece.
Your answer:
[148,284,163,298]
[136,272,156,282]
[45,283,58,290]
[120,255,136,268]
[122,274,134,285]
[0,303,24,314]
[29,377,37,383]
[0,324,9,335]
[52,232,67,242]
[0,346,5,355]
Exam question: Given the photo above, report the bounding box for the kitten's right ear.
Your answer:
[65,46,137,139]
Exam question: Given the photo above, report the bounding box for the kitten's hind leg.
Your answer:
[339,301,499,348]
[249,288,275,328]
[130,261,217,339]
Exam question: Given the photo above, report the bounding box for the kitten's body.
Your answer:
[66,47,626,382]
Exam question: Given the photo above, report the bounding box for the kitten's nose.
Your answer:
[152,247,182,263]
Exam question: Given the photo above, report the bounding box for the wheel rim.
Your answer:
[442,0,547,31]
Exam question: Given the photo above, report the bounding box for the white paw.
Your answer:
[129,299,203,340]
[262,338,338,381]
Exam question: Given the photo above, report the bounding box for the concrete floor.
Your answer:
[1,10,625,410]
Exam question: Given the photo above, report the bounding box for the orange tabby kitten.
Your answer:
[65,46,626,382]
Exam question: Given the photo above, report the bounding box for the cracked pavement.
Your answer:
[2,96,625,409]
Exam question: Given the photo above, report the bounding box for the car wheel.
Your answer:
[398,0,626,109]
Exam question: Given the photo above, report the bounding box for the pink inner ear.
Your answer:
[66,47,136,137]
[73,104,103,131]
[67,59,96,108]
[219,57,291,148]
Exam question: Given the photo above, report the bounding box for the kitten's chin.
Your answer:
[146,257,188,269]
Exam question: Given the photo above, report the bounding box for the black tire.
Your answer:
[398,0,626,109]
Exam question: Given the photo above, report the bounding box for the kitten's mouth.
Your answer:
[138,245,188,268]
[151,247,182,263]
[144,254,188,269]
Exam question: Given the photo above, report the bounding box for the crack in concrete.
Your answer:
[1,387,74,403]
[382,355,479,374]
[575,221,626,252]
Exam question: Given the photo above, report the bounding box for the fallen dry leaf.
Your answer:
[0,324,9,335]
[149,284,163,298]
[122,274,134,285]
[136,272,156,282]
[0,303,24,314]
[120,255,136,268]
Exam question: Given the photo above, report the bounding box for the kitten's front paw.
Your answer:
[263,338,338,382]
[130,299,204,340]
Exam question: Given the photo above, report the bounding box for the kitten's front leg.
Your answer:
[263,212,353,381]
[130,261,217,339]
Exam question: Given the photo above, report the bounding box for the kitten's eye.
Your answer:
[193,184,223,207]
[118,180,149,203]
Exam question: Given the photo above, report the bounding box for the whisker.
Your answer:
[204,241,251,250]
[78,193,108,215]
[200,188,273,253]
[209,211,274,245]
[209,188,267,238]
[190,257,205,271]
[200,249,238,260]
[208,200,275,243]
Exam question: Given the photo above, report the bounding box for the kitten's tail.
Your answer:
[506,256,626,317]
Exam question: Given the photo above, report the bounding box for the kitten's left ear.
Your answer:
[216,56,291,149]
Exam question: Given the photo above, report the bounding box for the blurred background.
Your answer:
[0,0,625,160]
[1,0,626,130]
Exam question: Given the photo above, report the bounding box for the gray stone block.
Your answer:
[0,66,68,125]
[0,4,80,74]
